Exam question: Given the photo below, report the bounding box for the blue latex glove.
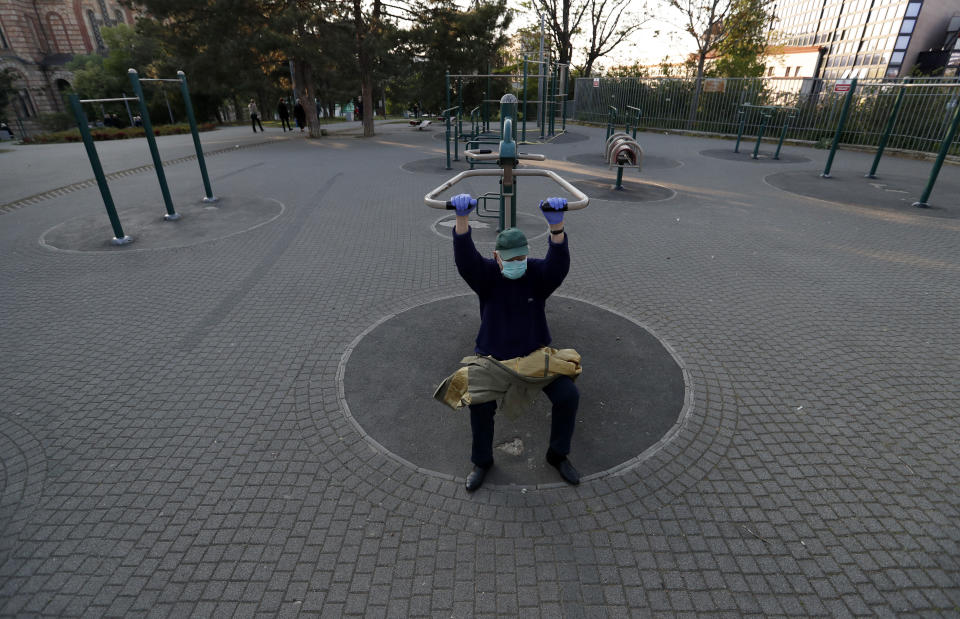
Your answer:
[451,193,477,216]
[540,197,567,225]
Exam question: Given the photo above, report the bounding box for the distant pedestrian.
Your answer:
[412,103,419,119]
[248,98,264,132]
[355,98,363,122]
[277,98,292,132]
[294,99,306,132]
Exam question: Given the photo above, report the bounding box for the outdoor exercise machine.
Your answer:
[444,59,570,151]
[606,106,642,141]
[67,69,217,245]
[604,132,644,191]
[426,94,588,231]
[820,78,960,207]
[733,103,798,160]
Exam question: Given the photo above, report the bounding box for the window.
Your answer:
[900,19,914,34]
[905,2,921,18]
[890,51,905,63]
[885,66,900,77]
[796,66,803,76]
[895,35,910,49]
[784,67,792,76]
[768,66,775,76]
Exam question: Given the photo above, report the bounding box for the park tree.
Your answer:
[579,0,651,78]
[708,0,773,78]
[665,0,735,127]
[407,0,514,113]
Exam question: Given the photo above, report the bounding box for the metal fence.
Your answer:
[574,77,960,155]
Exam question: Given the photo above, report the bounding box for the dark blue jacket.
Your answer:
[453,228,569,360]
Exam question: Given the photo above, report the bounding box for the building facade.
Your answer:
[1,0,135,130]
[768,0,960,79]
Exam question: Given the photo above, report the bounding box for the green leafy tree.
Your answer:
[708,0,772,78]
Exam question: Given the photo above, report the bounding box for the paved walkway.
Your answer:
[0,120,957,616]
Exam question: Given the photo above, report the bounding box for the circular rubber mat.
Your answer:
[40,196,283,252]
[341,295,687,487]
[699,148,810,164]
[571,178,676,203]
[765,170,960,217]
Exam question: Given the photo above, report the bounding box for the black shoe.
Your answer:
[547,455,580,485]
[465,465,490,492]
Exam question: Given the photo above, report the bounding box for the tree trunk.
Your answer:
[294,58,320,137]
[687,50,707,130]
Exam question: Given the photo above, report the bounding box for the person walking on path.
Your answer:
[248,98,264,132]
[277,98,292,132]
[294,99,306,133]
[434,194,582,492]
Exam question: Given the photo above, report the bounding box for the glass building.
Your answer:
[769,0,959,79]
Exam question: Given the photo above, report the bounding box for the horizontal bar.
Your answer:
[79,97,139,103]
[138,78,181,83]
[424,168,588,210]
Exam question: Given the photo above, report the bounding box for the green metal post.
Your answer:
[68,94,132,245]
[178,71,216,202]
[453,108,459,162]
[627,106,641,139]
[734,108,746,153]
[540,65,547,139]
[822,78,858,178]
[129,69,178,220]
[445,72,451,117]
[614,166,624,190]
[912,95,960,208]
[522,59,528,142]
[752,113,770,159]
[561,65,567,132]
[867,80,909,178]
[774,113,793,160]
[444,113,451,170]
[457,78,463,138]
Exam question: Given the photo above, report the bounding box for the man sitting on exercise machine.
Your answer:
[435,193,582,492]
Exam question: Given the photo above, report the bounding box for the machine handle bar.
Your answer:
[425,169,588,210]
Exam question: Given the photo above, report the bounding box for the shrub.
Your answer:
[22,122,218,144]
[37,112,75,132]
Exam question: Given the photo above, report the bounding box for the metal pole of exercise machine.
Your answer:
[627,106,641,139]
[821,78,857,178]
[734,107,747,153]
[178,71,217,202]
[867,79,909,178]
[499,94,519,230]
[538,14,545,135]
[561,64,568,132]
[912,93,960,208]
[122,92,134,126]
[67,94,133,245]
[456,77,463,145]
[752,112,771,160]
[774,111,795,160]
[129,69,179,220]
[522,59,528,142]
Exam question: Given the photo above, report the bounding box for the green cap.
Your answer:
[495,227,528,260]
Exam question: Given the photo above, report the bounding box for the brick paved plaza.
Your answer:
[1,121,958,616]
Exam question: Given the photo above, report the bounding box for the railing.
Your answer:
[574,76,960,155]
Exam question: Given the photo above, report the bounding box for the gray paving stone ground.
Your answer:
[1,119,958,616]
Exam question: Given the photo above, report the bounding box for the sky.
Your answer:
[508,0,694,71]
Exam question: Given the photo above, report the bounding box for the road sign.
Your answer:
[593,78,600,88]
[834,80,852,93]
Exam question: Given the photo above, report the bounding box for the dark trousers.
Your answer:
[280,116,292,131]
[251,114,264,132]
[469,376,579,469]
